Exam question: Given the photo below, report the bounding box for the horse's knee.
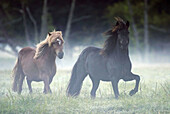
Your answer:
[135,75,140,81]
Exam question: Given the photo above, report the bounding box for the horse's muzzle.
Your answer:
[58,52,64,59]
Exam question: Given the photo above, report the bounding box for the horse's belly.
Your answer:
[90,71,111,81]
[22,60,40,80]
[87,61,111,81]
[31,78,42,82]
[86,53,111,80]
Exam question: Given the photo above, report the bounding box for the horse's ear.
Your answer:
[48,32,52,36]
[126,21,130,29]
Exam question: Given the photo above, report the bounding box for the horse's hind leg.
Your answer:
[90,78,100,98]
[17,73,25,94]
[26,79,32,93]
[43,85,46,93]
[123,73,140,96]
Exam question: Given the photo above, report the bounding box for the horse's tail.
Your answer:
[66,48,90,97]
[12,56,22,92]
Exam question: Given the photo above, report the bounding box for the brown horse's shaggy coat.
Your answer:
[12,30,64,94]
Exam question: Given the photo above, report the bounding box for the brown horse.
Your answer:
[12,30,64,94]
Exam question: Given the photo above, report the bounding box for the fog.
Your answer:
[0,42,170,71]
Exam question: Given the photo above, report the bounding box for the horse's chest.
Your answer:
[46,65,56,76]
[38,63,56,78]
[107,60,130,78]
[120,64,128,75]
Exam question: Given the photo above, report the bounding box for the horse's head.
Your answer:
[47,30,64,59]
[113,17,130,50]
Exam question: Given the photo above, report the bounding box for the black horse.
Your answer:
[67,17,140,99]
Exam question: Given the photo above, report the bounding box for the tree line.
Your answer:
[0,0,169,60]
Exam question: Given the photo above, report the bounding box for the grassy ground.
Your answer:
[0,63,170,113]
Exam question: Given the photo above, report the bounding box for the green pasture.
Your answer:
[0,58,169,113]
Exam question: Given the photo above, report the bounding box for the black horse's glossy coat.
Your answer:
[67,18,140,99]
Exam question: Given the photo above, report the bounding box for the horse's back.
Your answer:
[19,47,35,57]
[79,46,101,59]
[82,46,101,53]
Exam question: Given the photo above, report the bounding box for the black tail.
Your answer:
[66,49,89,96]
[12,57,22,92]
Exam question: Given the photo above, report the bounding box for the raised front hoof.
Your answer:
[129,89,137,96]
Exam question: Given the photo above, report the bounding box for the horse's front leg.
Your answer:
[111,79,119,99]
[48,77,54,93]
[123,73,140,96]
[43,85,52,94]
[26,79,32,94]
[42,75,51,94]
[90,78,100,99]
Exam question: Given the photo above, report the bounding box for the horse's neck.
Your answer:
[112,45,129,62]
[42,47,56,63]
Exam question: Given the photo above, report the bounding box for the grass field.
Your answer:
[0,59,170,113]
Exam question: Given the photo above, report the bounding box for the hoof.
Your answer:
[91,95,96,99]
[17,92,21,95]
[129,89,137,96]
[115,96,119,99]
[43,91,47,94]
[43,90,52,94]
[12,88,17,92]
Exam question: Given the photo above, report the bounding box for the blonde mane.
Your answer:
[34,30,63,59]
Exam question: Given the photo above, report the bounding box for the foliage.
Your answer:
[105,0,170,50]
[0,0,169,54]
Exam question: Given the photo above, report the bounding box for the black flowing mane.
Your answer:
[100,29,118,55]
[100,17,128,56]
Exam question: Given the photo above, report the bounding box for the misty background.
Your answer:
[0,0,170,70]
